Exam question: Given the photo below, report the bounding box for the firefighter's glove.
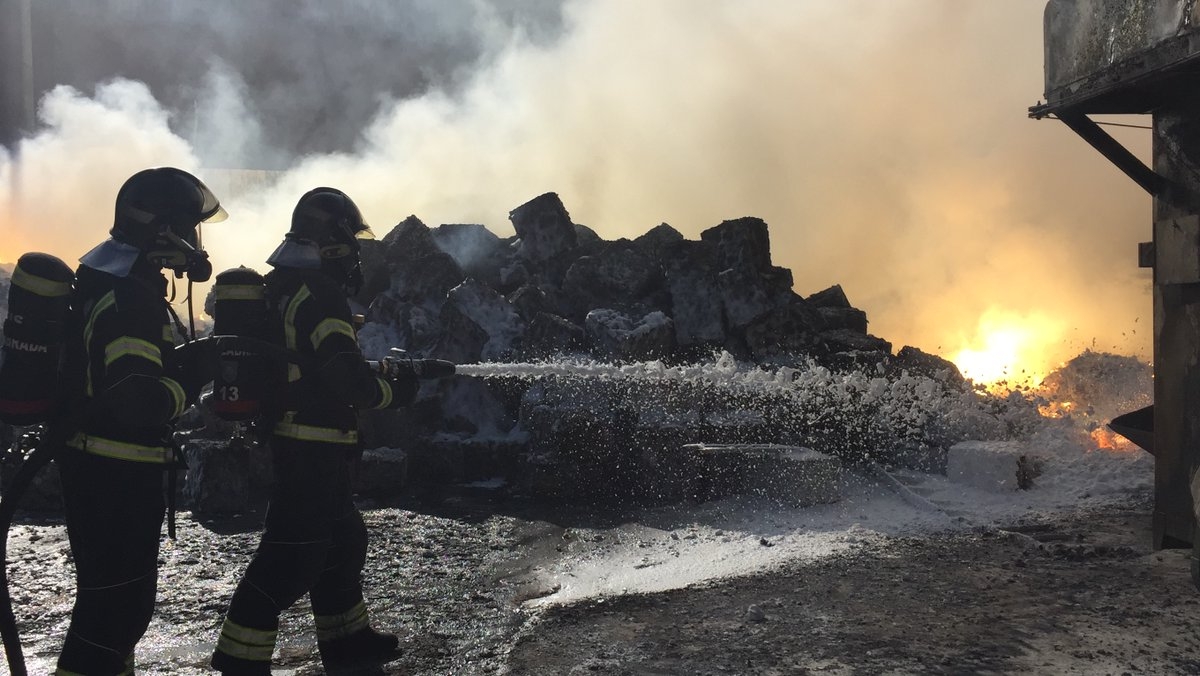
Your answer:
[387,375,420,408]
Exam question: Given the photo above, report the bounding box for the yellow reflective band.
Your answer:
[104,336,162,367]
[310,317,356,350]
[314,601,369,640]
[84,292,116,348]
[162,376,186,419]
[273,421,359,445]
[214,284,265,301]
[68,433,171,464]
[13,265,71,297]
[84,292,117,397]
[375,376,392,409]
[284,285,312,382]
[216,618,277,662]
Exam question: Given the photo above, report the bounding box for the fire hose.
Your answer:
[180,337,456,381]
[0,336,454,674]
[0,423,63,676]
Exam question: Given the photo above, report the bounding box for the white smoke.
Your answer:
[0,80,199,262]
[0,0,1154,378]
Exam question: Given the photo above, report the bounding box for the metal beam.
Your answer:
[1056,111,1166,196]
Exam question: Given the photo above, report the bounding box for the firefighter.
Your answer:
[211,188,416,674]
[55,167,225,675]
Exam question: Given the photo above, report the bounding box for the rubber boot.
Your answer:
[318,627,400,666]
[211,649,273,675]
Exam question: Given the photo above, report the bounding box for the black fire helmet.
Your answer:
[111,167,226,250]
[81,167,225,280]
[268,187,375,272]
[289,187,373,252]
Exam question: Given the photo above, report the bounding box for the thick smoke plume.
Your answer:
[0,0,1152,382]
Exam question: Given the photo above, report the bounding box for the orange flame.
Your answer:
[1090,426,1138,453]
[1038,400,1075,418]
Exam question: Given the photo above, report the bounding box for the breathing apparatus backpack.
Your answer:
[0,253,75,676]
[208,266,268,422]
[0,253,75,426]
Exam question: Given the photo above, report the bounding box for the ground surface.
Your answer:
[3,484,1198,675]
[505,506,1200,676]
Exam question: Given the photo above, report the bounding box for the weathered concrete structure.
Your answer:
[1033,0,1200,548]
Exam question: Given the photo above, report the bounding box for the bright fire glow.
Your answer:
[955,327,1028,384]
[1038,400,1075,418]
[1090,426,1138,453]
[951,309,1068,389]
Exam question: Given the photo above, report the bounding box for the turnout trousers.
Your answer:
[214,436,370,665]
[56,448,166,676]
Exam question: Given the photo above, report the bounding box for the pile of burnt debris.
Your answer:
[358,191,907,370]
[2,192,983,514]
[176,192,975,512]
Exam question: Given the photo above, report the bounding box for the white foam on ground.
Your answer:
[450,350,1156,607]
[529,426,1154,607]
[530,473,961,606]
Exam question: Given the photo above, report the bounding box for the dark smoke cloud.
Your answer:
[5,0,567,163]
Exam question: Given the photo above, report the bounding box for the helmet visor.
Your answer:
[194,178,227,223]
[203,203,229,224]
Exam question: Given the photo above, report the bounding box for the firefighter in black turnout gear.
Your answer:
[212,188,416,674]
[55,167,225,675]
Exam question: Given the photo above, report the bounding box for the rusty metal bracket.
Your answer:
[1055,111,1167,196]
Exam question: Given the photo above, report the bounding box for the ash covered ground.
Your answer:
[5,458,1195,675]
[4,351,1197,675]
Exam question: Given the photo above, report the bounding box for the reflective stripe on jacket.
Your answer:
[263,268,406,440]
[63,265,189,460]
[66,432,173,464]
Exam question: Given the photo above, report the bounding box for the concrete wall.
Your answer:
[1044,0,1200,92]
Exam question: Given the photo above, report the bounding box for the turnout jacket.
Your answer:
[63,264,193,464]
[263,267,412,445]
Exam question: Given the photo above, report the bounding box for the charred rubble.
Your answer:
[1,192,1015,513]
[355,192,896,368]
[180,192,996,512]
